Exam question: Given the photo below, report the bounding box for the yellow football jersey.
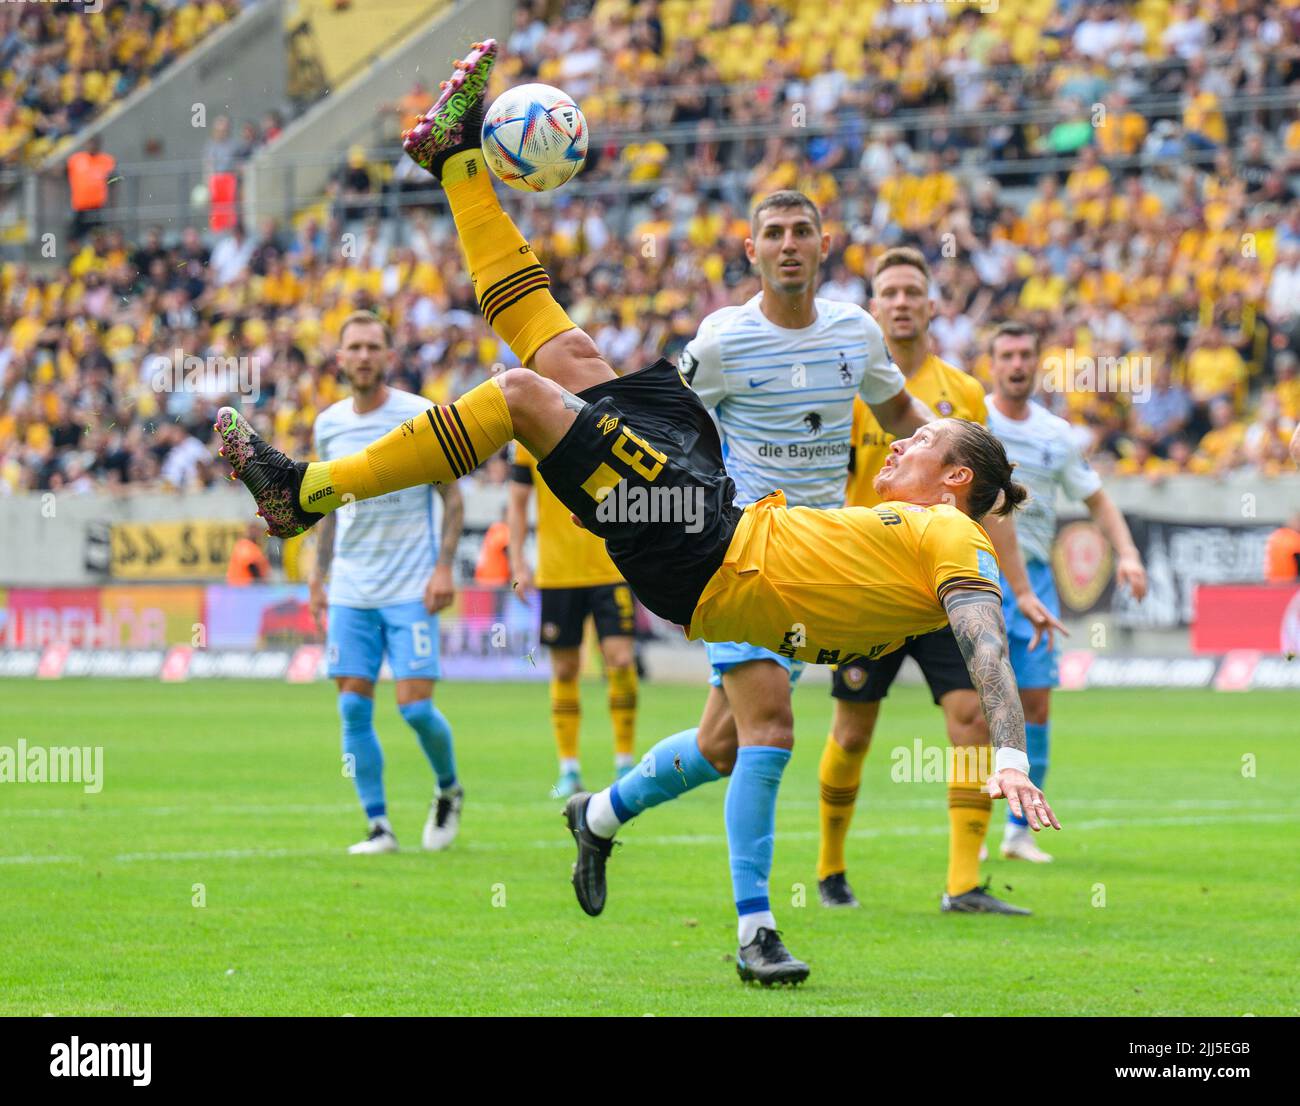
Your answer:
[515,444,623,590]
[846,355,987,508]
[688,492,1001,664]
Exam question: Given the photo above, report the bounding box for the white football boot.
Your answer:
[1000,824,1054,863]
[348,825,399,855]
[423,786,463,851]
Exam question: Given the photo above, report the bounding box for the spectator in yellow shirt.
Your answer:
[1019,257,1066,312]
[1095,93,1147,158]
[1195,398,1247,472]
[1274,354,1300,422]
[1185,327,1248,406]
[1183,81,1226,149]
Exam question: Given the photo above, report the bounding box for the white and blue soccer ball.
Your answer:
[481,83,588,193]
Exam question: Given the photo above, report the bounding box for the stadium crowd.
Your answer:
[0,0,248,169]
[2,0,1300,494]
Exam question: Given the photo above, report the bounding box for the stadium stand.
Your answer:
[0,0,246,169]
[2,0,1299,495]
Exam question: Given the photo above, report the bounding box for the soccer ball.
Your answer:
[481,83,588,192]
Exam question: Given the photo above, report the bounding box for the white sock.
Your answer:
[738,910,777,946]
[370,816,392,834]
[614,753,635,771]
[560,757,580,775]
[1005,823,1027,842]
[585,788,621,839]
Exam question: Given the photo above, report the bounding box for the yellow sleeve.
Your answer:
[959,372,988,424]
[920,513,1002,605]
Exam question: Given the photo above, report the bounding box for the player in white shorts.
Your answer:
[310,312,466,855]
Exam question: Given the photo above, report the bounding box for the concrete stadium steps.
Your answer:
[293,0,451,87]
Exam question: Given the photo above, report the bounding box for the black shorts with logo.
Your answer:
[831,626,973,705]
[537,359,741,626]
[539,583,636,649]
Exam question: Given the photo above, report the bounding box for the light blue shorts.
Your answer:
[327,600,441,682]
[706,640,806,688]
[1000,561,1059,690]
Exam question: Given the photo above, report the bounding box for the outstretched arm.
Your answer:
[943,587,1061,831]
[1083,489,1147,601]
[868,386,934,440]
[983,512,1068,650]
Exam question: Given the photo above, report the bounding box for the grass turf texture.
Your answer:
[1,679,1296,1016]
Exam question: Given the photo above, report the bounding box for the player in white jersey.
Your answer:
[309,312,466,855]
[575,191,931,976]
[985,321,1148,861]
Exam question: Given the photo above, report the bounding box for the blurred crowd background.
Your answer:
[3,0,1300,496]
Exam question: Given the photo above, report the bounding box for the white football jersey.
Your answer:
[983,395,1102,564]
[314,388,443,609]
[679,295,904,508]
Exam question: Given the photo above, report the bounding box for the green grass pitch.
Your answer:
[1,679,1296,1016]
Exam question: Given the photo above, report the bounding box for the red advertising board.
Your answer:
[1192,584,1300,654]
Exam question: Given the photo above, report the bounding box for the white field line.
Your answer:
[0,810,1296,867]
[0,796,1290,820]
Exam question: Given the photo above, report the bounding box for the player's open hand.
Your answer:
[1016,592,1068,651]
[511,562,534,603]
[989,769,1061,831]
[425,564,455,614]
[1115,553,1147,601]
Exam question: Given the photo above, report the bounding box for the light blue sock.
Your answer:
[1008,722,1049,828]
[725,745,791,916]
[608,728,720,823]
[339,691,385,819]
[400,699,458,791]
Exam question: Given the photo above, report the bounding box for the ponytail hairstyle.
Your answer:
[941,419,1029,519]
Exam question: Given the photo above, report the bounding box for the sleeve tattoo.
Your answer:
[943,588,1026,755]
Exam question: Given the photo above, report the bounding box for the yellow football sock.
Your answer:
[817,735,867,881]
[606,666,638,759]
[947,744,993,896]
[440,150,576,367]
[551,677,581,763]
[298,377,512,513]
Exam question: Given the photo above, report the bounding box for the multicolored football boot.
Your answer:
[214,406,322,539]
[401,39,498,176]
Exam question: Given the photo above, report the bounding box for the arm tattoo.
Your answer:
[943,589,1026,755]
[560,388,587,413]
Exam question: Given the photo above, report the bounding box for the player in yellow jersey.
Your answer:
[508,443,639,796]
[216,39,1058,986]
[818,248,1065,914]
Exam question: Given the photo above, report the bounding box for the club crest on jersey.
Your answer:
[597,414,620,436]
[842,665,867,691]
[937,400,953,416]
[838,352,851,385]
[803,412,823,436]
[977,549,999,582]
